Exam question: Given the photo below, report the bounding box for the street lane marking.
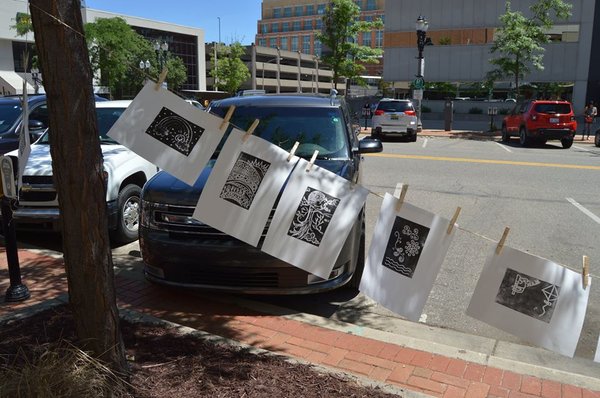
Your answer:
[422,138,428,148]
[364,153,600,170]
[566,198,600,225]
[572,145,592,153]
[495,142,512,153]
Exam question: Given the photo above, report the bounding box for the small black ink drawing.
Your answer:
[220,152,271,210]
[287,187,340,246]
[495,268,560,323]
[381,217,430,278]
[145,107,205,156]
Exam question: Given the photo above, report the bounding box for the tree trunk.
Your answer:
[515,53,520,99]
[29,0,127,376]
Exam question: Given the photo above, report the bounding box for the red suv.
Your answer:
[501,100,577,148]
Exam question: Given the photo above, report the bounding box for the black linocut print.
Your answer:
[495,268,560,323]
[145,107,205,156]
[381,217,430,278]
[287,187,340,247]
[220,152,271,210]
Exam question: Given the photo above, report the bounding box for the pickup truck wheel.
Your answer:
[113,184,142,244]
[501,125,510,142]
[519,127,530,147]
[595,132,600,147]
[347,222,366,290]
[561,138,573,149]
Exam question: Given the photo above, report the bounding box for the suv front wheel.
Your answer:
[501,125,510,142]
[519,127,531,147]
[112,184,142,244]
[595,130,600,147]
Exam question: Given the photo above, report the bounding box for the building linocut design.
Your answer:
[382,217,430,278]
[220,152,271,210]
[288,187,340,246]
[495,268,560,323]
[145,107,205,156]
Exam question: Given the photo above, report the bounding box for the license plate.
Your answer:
[390,114,399,120]
[550,117,559,123]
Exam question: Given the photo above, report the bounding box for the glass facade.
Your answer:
[283,7,292,17]
[317,4,326,14]
[272,23,279,33]
[281,37,289,50]
[376,30,383,48]
[306,4,314,15]
[282,22,290,32]
[295,6,304,16]
[302,35,311,54]
[12,42,35,73]
[273,8,281,18]
[362,32,371,46]
[366,0,376,10]
[304,20,313,30]
[293,21,301,31]
[291,36,298,51]
[314,39,322,56]
[269,38,278,48]
[133,26,198,90]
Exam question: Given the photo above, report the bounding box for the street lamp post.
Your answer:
[415,15,429,132]
[215,17,221,91]
[138,59,150,84]
[30,67,39,94]
[276,46,281,94]
[154,40,169,87]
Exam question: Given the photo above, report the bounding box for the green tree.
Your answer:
[84,17,187,98]
[317,0,383,89]
[211,42,250,94]
[488,0,572,98]
[11,12,33,36]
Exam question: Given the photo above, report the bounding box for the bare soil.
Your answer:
[0,305,400,397]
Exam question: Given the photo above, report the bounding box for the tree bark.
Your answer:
[29,0,127,376]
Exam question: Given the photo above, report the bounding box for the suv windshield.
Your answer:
[0,103,22,135]
[38,107,123,144]
[211,105,349,159]
[377,101,414,113]
[534,103,571,114]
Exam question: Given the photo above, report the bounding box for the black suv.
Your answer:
[139,94,383,294]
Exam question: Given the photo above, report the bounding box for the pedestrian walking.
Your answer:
[582,100,597,140]
[362,102,372,131]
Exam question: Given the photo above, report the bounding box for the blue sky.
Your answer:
[85,0,262,44]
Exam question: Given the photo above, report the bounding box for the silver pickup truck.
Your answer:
[7,100,158,243]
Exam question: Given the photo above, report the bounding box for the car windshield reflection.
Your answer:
[38,107,123,145]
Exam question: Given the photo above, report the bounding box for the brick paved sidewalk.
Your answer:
[1,248,599,398]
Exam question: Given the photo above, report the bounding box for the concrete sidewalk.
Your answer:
[1,247,599,398]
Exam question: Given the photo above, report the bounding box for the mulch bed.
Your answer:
[0,305,400,397]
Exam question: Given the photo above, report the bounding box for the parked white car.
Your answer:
[6,100,158,243]
[371,99,418,141]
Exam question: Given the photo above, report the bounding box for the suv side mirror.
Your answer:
[358,137,383,153]
[28,119,46,131]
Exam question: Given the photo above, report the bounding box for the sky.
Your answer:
[85,0,262,44]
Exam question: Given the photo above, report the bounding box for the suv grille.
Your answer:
[19,176,57,202]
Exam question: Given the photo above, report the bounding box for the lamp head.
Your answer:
[139,60,145,69]
[154,41,160,51]
[161,42,169,52]
[416,15,428,32]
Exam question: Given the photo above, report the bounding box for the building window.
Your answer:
[271,23,279,33]
[375,30,383,48]
[258,38,267,47]
[293,21,301,31]
[317,4,326,14]
[282,22,289,32]
[314,39,322,56]
[261,24,268,34]
[273,8,281,18]
[355,0,362,10]
[362,32,371,46]
[280,37,289,50]
[316,19,323,29]
[284,7,292,17]
[295,6,304,16]
[304,20,313,30]
[302,35,311,53]
[364,15,372,22]
[366,0,376,10]
[307,4,314,15]
[269,38,277,48]
[291,36,298,51]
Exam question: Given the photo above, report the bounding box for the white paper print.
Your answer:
[193,129,298,247]
[107,81,224,185]
[467,246,591,357]
[359,193,456,322]
[261,158,369,279]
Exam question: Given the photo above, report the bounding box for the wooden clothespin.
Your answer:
[495,227,510,255]
[287,141,300,162]
[155,67,169,91]
[447,207,461,235]
[242,119,260,142]
[219,105,236,131]
[582,255,589,289]
[395,183,408,212]
[305,150,319,172]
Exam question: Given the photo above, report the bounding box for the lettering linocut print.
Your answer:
[467,246,591,357]
[107,81,223,185]
[219,151,271,210]
[262,158,369,280]
[287,187,340,246]
[360,193,456,322]
[194,129,298,247]
[145,107,205,156]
